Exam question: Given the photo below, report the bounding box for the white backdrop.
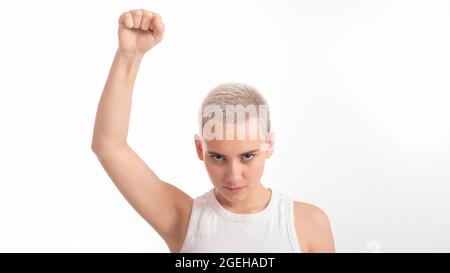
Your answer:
[0,0,449,252]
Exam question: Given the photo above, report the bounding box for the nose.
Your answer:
[224,159,243,185]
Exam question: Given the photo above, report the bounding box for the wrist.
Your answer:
[114,49,144,74]
[116,49,145,61]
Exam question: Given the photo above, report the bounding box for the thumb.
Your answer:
[151,14,165,39]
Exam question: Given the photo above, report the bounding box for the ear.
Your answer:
[194,134,204,161]
[263,132,275,159]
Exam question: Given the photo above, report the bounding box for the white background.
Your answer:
[0,0,449,252]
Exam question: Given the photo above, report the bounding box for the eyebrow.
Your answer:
[206,149,260,157]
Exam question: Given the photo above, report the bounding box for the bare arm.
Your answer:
[91,9,192,252]
[294,202,336,253]
[91,48,142,153]
[307,207,335,253]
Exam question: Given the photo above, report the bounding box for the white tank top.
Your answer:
[179,188,302,253]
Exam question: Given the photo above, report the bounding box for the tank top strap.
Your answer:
[280,193,302,253]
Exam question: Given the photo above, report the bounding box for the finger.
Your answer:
[140,10,153,31]
[118,11,134,28]
[151,13,165,38]
[130,9,143,29]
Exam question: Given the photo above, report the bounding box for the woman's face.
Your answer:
[194,119,274,203]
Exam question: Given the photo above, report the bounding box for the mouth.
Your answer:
[224,186,246,193]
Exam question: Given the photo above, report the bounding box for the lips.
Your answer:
[224,186,245,193]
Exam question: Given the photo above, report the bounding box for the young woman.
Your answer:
[91,9,335,253]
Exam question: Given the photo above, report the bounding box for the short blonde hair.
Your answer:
[198,83,271,140]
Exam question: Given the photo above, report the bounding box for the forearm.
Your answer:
[91,49,144,153]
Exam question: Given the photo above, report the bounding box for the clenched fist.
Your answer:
[118,9,165,55]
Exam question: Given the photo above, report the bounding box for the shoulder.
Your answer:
[293,201,330,227]
[293,201,335,253]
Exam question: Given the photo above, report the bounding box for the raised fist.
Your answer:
[117,9,165,55]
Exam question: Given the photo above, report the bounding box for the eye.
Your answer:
[210,155,225,162]
[241,153,255,161]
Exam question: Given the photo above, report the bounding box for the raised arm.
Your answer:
[91,9,192,252]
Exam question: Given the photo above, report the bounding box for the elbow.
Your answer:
[91,137,102,154]
[91,139,127,158]
[91,142,99,154]
[91,141,103,158]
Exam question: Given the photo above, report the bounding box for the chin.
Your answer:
[218,185,248,199]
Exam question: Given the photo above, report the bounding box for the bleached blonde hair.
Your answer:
[197,83,271,140]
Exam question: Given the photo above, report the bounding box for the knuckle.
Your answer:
[142,12,152,20]
[121,11,129,19]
